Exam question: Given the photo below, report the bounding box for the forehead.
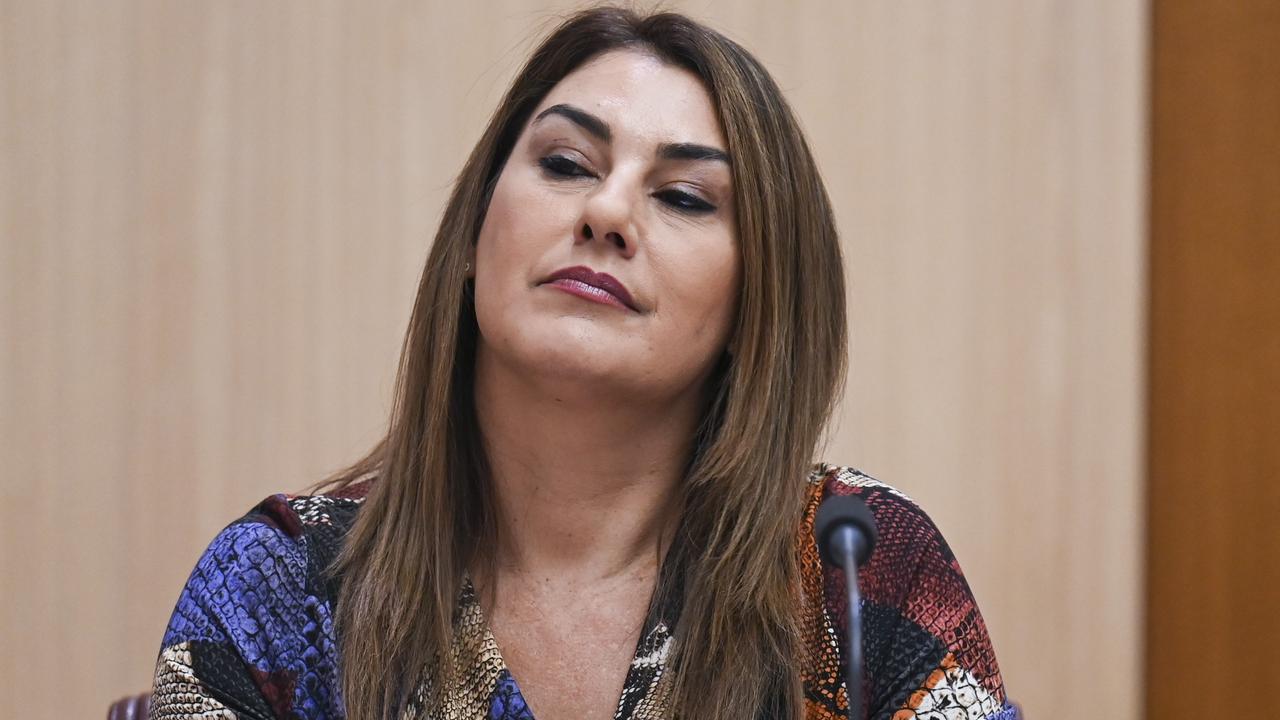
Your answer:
[533,49,726,148]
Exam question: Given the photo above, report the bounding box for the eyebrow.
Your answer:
[533,103,731,166]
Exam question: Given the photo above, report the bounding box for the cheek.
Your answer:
[476,177,537,298]
[473,167,584,349]
[477,173,522,264]
[473,176,523,344]
[476,168,576,275]
[654,238,741,348]
[693,271,740,346]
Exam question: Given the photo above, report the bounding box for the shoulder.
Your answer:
[803,463,968,627]
[799,463,1012,718]
[804,462,920,513]
[170,479,373,616]
[154,480,374,720]
[161,481,373,647]
[803,463,955,593]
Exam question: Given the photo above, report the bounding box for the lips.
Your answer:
[541,265,639,312]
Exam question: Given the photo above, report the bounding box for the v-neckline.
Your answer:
[460,573,676,720]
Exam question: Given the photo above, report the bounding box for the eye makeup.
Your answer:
[537,153,719,216]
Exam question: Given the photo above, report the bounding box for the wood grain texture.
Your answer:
[1146,2,1280,718]
[774,5,1148,717]
[0,2,1146,718]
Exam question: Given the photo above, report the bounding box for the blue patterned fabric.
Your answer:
[489,670,536,719]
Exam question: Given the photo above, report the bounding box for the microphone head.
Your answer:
[814,494,879,568]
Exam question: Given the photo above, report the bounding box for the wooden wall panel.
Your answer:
[777,5,1148,717]
[0,2,1146,718]
[1146,2,1280,718]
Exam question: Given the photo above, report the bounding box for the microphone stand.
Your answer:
[815,494,878,720]
[830,525,867,720]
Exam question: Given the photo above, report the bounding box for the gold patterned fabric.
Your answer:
[399,577,675,720]
[149,465,1019,719]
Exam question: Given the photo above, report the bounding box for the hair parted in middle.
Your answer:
[317,6,847,719]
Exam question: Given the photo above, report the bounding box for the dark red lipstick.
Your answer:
[541,265,638,312]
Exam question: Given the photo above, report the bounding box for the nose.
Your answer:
[574,176,638,259]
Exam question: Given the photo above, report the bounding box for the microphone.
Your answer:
[814,494,879,720]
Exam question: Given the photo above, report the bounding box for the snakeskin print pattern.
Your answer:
[801,465,1016,719]
[150,466,1020,720]
[401,577,521,720]
[150,493,362,720]
[151,642,238,719]
[400,576,675,720]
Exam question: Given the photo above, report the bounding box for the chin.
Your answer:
[518,319,640,379]
[474,310,627,376]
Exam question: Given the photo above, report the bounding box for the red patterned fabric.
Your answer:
[799,464,1014,719]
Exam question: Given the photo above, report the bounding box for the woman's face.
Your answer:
[473,49,740,402]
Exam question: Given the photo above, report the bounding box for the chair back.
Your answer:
[106,693,151,720]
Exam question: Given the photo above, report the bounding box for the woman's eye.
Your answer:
[538,155,592,178]
[655,189,716,215]
[539,156,715,215]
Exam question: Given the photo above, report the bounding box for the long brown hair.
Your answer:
[316,6,846,718]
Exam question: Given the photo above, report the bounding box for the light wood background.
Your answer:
[0,2,1147,719]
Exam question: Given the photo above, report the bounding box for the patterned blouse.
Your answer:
[149,464,1020,720]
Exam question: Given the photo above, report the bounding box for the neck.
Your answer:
[471,343,705,588]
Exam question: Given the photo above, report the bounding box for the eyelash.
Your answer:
[537,155,717,215]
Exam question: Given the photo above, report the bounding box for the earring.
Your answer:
[464,262,471,272]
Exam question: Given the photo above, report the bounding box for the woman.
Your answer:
[150,7,1017,720]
